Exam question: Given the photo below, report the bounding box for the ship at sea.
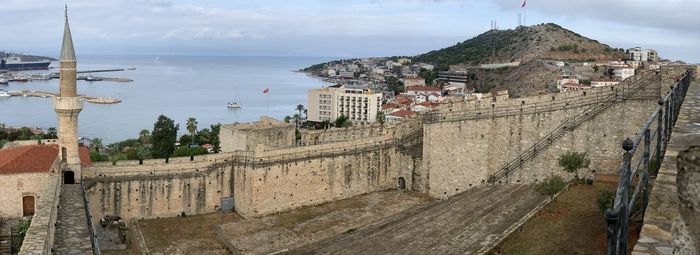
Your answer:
[0,56,52,70]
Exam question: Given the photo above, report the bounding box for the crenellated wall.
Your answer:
[85,66,692,220]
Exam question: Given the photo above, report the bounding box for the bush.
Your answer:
[89,151,109,162]
[172,146,208,157]
[535,176,567,198]
[12,217,31,252]
[597,190,615,214]
[558,151,590,177]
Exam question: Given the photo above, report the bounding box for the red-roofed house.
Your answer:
[412,101,439,112]
[381,103,401,114]
[386,110,417,123]
[0,144,91,218]
[405,86,441,96]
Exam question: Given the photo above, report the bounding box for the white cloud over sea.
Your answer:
[1,0,698,62]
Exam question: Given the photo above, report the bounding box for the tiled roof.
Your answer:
[389,110,416,118]
[382,103,399,110]
[0,144,91,175]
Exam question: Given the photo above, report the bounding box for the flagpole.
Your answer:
[524,1,527,26]
[267,92,270,116]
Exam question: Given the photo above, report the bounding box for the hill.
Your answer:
[414,23,625,67]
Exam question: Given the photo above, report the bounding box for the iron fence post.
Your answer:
[605,207,620,255]
[642,128,651,217]
[656,99,664,171]
[620,141,632,254]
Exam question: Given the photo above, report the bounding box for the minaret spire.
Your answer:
[60,4,76,61]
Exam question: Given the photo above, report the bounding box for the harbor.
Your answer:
[0,89,121,104]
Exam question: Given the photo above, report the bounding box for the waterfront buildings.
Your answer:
[307,84,383,124]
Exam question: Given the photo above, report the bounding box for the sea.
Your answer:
[0,55,334,143]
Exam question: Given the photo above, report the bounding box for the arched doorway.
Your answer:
[64,171,75,184]
[398,177,406,190]
[22,196,35,216]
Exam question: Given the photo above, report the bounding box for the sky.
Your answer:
[1,0,699,62]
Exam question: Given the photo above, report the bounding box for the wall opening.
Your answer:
[398,177,406,190]
[22,196,35,216]
[64,170,75,184]
[61,147,67,162]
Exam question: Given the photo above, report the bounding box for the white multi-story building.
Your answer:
[307,85,383,124]
[628,47,659,62]
[613,67,635,81]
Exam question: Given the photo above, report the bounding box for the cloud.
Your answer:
[0,0,698,62]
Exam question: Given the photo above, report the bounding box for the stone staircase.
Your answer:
[53,184,93,255]
[489,72,659,183]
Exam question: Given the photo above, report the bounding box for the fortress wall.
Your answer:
[300,119,422,146]
[87,135,419,219]
[235,146,409,217]
[86,162,242,221]
[423,97,659,198]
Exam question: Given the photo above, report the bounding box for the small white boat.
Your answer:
[86,74,102,81]
[0,91,11,97]
[227,102,241,108]
[0,78,8,85]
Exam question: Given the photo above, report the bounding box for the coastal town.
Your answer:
[300,45,687,127]
[1,2,699,255]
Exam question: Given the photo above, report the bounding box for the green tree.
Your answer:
[296,104,305,119]
[90,138,103,153]
[284,115,292,123]
[136,144,152,160]
[334,115,352,128]
[558,151,590,178]
[209,124,222,153]
[179,134,193,145]
[45,127,58,139]
[186,117,198,144]
[593,65,599,73]
[293,114,301,128]
[139,129,151,144]
[536,176,567,198]
[376,112,386,124]
[151,115,179,159]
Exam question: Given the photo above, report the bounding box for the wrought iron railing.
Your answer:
[605,68,693,255]
[80,177,101,255]
[487,71,660,183]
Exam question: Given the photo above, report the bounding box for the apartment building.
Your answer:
[307,84,383,124]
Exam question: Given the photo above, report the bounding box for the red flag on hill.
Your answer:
[521,0,526,8]
[263,88,269,94]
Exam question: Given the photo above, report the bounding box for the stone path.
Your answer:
[53,184,93,255]
[633,76,700,254]
[288,184,546,255]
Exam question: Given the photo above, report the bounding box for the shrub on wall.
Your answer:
[172,146,208,157]
[89,151,109,162]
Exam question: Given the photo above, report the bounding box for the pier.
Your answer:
[6,90,121,104]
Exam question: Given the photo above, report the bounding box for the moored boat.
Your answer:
[227,102,241,108]
[0,90,10,97]
[0,78,8,84]
[1,56,51,71]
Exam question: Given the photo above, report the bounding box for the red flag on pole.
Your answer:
[521,0,526,7]
[263,88,269,94]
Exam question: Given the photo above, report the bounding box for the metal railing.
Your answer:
[605,68,693,255]
[80,177,102,255]
[487,71,660,183]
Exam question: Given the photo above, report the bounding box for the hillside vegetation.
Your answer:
[414,23,625,67]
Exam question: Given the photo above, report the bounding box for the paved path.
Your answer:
[288,184,546,255]
[53,184,93,255]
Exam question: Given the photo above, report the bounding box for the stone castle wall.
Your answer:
[421,71,667,198]
[87,136,420,220]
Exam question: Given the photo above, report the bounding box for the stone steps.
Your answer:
[288,184,546,254]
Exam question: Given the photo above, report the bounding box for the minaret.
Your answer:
[54,5,83,173]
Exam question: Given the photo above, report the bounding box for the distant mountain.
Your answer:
[0,51,57,62]
[413,23,625,68]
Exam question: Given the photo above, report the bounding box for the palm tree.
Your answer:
[292,114,301,128]
[139,129,151,144]
[296,104,305,116]
[90,138,103,153]
[186,117,198,145]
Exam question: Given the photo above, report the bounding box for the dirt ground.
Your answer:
[137,212,243,255]
[488,181,642,255]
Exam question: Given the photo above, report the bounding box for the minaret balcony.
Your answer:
[53,96,84,113]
